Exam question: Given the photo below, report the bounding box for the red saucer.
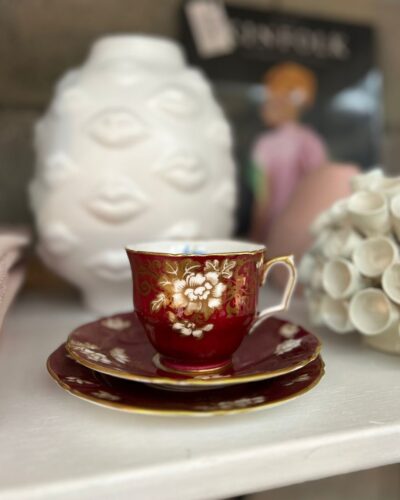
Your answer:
[66,312,321,387]
[48,344,324,416]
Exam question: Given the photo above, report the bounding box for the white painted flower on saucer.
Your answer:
[275,338,302,356]
[110,347,130,364]
[101,317,131,331]
[91,391,120,401]
[217,396,266,410]
[284,374,311,386]
[64,376,95,385]
[279,323,300,338]
[70,340,111,364]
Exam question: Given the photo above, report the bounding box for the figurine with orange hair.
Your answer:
[250,62,327,241]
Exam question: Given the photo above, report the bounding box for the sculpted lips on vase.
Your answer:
[159,153,207,191]
[87,251,131,281]
[151,86,197,116]
[85,181,149,223]
[87,109,148,147]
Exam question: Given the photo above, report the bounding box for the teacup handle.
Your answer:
[250,255,297,333]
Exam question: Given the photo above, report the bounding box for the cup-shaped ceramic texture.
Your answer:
[299,252,324,289]
[322,258,364,299]
[323,227,363,259]
[350,168,383,192]
[371,176,400,200]
[310,211,331,236]
[349,288,399,336]
[310,258,324,290]
[321,296,353,334]
[363,323,400,354]
[312,229,332,256]
[126,240,296,373]
[353,236,398,278]
[390,193,400,241]
[348,191,390,236]
[304,289,324,326]
[382,262,400,305]
[328,199,349,227]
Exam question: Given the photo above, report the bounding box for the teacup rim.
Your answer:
[126,239,267,257]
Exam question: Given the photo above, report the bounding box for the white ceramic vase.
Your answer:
[30,35,236,314]
[300,168,400,355]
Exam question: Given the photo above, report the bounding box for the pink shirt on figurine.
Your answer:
[252,122,327,226]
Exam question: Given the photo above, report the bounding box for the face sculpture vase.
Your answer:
[30,35,237,314]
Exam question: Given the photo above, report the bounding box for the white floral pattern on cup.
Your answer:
[171,271,226,313]
[151,258,236,338]
[172,320,213,339]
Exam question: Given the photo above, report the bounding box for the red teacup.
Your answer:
[126,240,296,374]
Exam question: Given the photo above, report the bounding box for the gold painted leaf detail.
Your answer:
[151,293,167,312]
[159,276,171,287]
[204,259,220,272]
[167,311,177,322]
[165,262,179,276]
[221,259,236,278]
[183,263,201,278]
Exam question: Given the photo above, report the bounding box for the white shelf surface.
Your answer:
[0,291,399,500]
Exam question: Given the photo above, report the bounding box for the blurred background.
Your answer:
[1,0,399,228]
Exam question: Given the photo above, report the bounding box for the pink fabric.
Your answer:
[0,229,30,330]
[0,266,25,331]
[253,122,327,225]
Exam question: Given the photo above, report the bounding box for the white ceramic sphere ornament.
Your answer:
[30,35,236,313]
[300,169,400,355]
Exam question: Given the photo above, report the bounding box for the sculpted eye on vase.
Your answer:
[158,153,207,191]
[86,109,148,147]
[84,179,149,224]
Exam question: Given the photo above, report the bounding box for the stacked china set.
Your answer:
[47,240,324,417]
[300,169,400,354]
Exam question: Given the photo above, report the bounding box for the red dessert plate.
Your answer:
[48,344,324,416]
[66,312,321,388]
